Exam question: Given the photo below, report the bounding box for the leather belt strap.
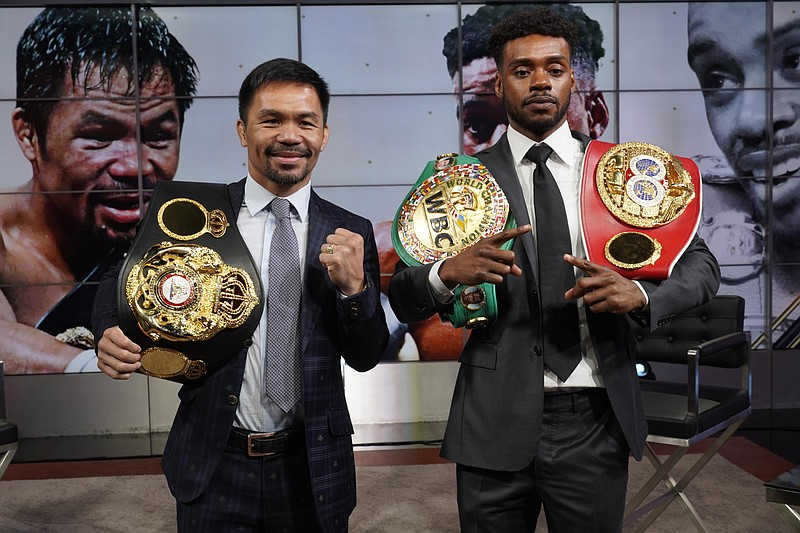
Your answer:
[542,388,608,412]
[228,427,303,457]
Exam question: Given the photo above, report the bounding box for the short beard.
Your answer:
[263,144,312,185]
[264,164,311,186]
[506,92,571,137]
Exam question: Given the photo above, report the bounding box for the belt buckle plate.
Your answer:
[246,431,277,457]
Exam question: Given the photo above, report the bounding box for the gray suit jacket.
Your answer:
[388,134,720,469]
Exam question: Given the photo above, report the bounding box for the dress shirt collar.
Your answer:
[506,121,577,170]
[243,175,311,222]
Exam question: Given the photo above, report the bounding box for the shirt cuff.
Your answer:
[337,279,369,300]
[428,260,455,304]
[632,280,650,310]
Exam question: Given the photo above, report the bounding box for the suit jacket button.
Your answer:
[533,346,542,357]
[227,395,238,406]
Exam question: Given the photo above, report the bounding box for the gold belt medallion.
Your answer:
[395,155,509,264]
[125,242,260,342]
[596,142,695,228]
[595,142,695,269]
[157,197,229,241]
[604,231,663,270]
[139,347,207,380]
[393,153,514,328]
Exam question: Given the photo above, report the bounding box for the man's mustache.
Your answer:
[267,144,311,157]
[523,94,557,106]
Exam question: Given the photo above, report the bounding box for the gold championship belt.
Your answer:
[392,153,515,328]
[580,141,702,279]
[117,181,263,383]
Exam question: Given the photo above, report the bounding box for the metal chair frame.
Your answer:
[764,464,800,532]
[624,296,751,532]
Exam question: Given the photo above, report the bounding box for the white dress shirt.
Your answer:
[428,122,605,389]
[505,123,604,390]
[234,176,310,432]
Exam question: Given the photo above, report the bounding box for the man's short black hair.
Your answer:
[238,58,331,125]
[16,7,198,149]
[443,4,603,78]
[488,7,580,71]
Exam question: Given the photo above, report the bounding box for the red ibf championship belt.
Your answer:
[580,141,702,280]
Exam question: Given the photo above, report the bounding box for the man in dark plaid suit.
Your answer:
[93,58,389,532]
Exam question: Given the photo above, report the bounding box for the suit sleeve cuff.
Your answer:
[337,279,370,300]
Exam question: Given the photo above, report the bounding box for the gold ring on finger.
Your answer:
[326,244,335,254]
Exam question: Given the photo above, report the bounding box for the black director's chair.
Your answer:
[624,295,751,532]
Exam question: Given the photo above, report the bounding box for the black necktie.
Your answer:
[527,144,581,382]
[265,198,302,412]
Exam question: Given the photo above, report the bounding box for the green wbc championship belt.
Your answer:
[393,153,516,329]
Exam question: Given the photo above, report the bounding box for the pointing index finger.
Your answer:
[486,224,531,246]
[564,254,600,274]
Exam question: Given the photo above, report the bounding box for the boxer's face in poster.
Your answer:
[688,2,800,234]
[458,57,509,156]
[21,64,181,245]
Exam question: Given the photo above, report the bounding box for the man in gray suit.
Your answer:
[389,9,720,531]
[94,58,389,532]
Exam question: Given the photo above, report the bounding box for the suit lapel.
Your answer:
[567,132,617,355]
[301,190,336,355]
[227,177,247,217]
[478,131,591,289]
[478,136,539,286]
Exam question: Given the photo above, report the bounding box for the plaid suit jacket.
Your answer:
[92,178,388,532]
